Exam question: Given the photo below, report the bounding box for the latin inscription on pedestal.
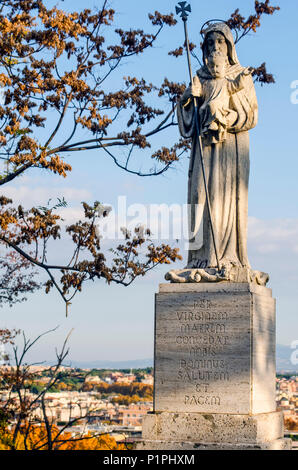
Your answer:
[154,284,276,415]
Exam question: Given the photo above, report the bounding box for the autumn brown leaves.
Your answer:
[0,2,185,312]
[0,1,279,313]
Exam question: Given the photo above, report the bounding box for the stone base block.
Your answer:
[154,283,276,415]
[135,438,292,451]
[136,411,292,450]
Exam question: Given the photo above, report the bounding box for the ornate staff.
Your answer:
[175,2,220,272]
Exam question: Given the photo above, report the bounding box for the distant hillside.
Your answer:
[67,358,154,370]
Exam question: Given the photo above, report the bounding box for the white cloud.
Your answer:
[2,180,298,259]
[248,217,298,254]
[57,207,85,225]
[3,186,92,207]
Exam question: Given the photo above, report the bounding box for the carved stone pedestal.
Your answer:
[136,283,291,450]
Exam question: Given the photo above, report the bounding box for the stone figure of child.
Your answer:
[184,53,253,143]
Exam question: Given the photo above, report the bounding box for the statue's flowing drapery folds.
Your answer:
[177,23,258,271]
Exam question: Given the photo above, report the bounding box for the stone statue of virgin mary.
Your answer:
[166,23,268,285]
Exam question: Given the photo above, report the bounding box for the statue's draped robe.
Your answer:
[177,64,258,269]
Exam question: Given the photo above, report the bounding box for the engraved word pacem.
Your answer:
[184,395,221,406]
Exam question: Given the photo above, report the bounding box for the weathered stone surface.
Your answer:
[159,282,272,296]
[154,283,276,415]
[135,438,292,451]
[165,267,269,286]
[142,411,284,444]
[141,282,290,450]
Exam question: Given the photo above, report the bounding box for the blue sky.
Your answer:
[2,0,298,364]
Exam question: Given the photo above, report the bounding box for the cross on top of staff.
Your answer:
[175,2,191,21]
